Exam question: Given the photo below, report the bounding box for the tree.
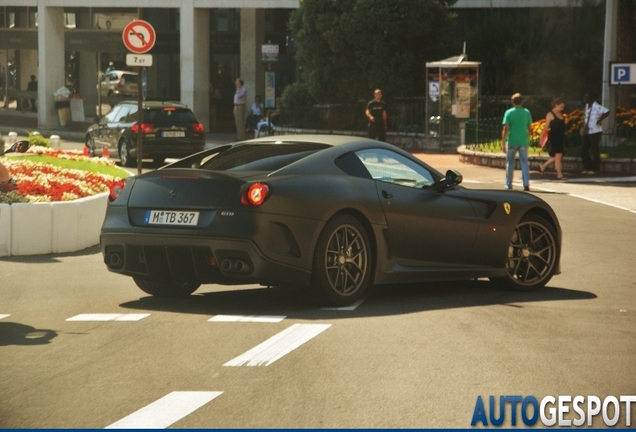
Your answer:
[289,0,457,104]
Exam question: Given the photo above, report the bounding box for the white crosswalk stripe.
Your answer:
[105,391,223,429]
[0,314,10,320]
[208,315,286,323]
[224,323,331,367]
[66,313,150,322]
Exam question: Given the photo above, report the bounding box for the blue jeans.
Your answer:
[506,146,529,189]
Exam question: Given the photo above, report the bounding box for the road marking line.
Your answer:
[224,323,331,367]
[568,193,636,214]
[66,313,150,321]
[320,298,366,311]
[0,314,10,320]
[105,391,223,429]
[209,315,286,323]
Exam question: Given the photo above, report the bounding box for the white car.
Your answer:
[100,70,138,98]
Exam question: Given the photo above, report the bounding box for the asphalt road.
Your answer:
[1,150,635,428]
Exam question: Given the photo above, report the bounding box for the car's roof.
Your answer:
[116,100,192,110]
[245,134,388,149]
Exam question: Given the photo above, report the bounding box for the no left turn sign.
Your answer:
[122,20,156,54]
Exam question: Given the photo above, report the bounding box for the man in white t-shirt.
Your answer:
[581,93,610,174]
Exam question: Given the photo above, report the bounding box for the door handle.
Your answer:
[382,190,392,199]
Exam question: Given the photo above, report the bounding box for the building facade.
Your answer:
[0,0,630,133]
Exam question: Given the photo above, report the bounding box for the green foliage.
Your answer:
[9,155,130,178]
[280,82,326,128]
[28,132,51,148]
[458,0,605,100]
[289,0,456,103]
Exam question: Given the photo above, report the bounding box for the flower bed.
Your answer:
[1,146,125,204]
[0,147,129,257]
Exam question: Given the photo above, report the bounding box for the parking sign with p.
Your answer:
[610,63,636,85]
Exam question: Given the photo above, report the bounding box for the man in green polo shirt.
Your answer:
[502,93,533,191]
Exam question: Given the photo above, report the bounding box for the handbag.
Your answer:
[540,129,549,148]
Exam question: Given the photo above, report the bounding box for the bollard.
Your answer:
[32,131,41,136]
[50,135,60,149]
[8,132,17,144]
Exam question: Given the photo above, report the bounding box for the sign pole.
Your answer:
[137,66,143,175]
[122,20,156,175]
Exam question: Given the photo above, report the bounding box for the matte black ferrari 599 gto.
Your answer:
[100,135,562,306]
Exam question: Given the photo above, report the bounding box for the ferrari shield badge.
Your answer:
[503,202,511,215]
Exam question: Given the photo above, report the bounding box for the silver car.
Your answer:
[100,70,138,98]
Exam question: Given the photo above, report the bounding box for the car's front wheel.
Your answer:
[118,139,136,167]
[490,214,558,291]
[312,215,372,306]
[133,277,200,297]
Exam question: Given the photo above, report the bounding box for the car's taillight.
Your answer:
[131,123,154,134]
[191,122,205,134]
[109,180,126,202]
[241,183,270,207]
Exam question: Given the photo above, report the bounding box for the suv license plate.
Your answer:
[162,131,185,138]
[144,210,199,226]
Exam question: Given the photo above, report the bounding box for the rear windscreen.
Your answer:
[201,143,329,172]
[145,108,198,126]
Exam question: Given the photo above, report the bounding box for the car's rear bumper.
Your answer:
[100,232,312,287]
[127,138,205,158]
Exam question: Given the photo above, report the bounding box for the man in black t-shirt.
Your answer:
[365,89,388,141]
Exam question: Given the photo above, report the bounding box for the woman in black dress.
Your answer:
[539,97,567,180]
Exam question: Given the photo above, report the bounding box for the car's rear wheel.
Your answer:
[85,136,96,157]
[490,214,558,291]
[118,139,136,167]
[312,215,372,306]
[133,277,200,297]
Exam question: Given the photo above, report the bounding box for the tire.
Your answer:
[311,215,373,306]
[85,136,96,157]
[490,214,559,291]
[133,277,200,297]
[119,139,136,167]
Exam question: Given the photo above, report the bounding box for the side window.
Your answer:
[125,105,139,122]
[104,106,122,123]
[115,106,131,123]
[355,148,436,188]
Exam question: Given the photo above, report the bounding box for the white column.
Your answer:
[601,0,618,138]
[37,4,65,129]
[240,9,265,106]
[180,1,210,130]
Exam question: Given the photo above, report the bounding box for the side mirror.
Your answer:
[438,169,463,189]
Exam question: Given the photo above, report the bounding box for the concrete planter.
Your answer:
[0,192,108,257]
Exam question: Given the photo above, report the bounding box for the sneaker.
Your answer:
[523,186,530,192]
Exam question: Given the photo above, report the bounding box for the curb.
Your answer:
[0,192,108,257]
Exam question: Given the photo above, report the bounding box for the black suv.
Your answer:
[86,101,206,167]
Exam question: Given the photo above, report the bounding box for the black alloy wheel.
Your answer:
[312,215,372,306]
[491,214,558,291]
[118,139,136,167]
[133,277,200,297]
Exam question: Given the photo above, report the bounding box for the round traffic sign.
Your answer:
[122,20,156,54]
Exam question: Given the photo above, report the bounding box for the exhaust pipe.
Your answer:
[233,260,251,274]
[107,252,123,268]
[220,259,233,271]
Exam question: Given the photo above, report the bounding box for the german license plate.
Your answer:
[144,210,199,226]
[162,131,185,138]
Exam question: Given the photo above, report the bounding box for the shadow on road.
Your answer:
[0,245,101,264]
[0,322,58,346]
[119,279,596,320]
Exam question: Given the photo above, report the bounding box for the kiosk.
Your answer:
[426,53,480,151]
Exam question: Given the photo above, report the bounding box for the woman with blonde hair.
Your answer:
[539,97,567,180]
